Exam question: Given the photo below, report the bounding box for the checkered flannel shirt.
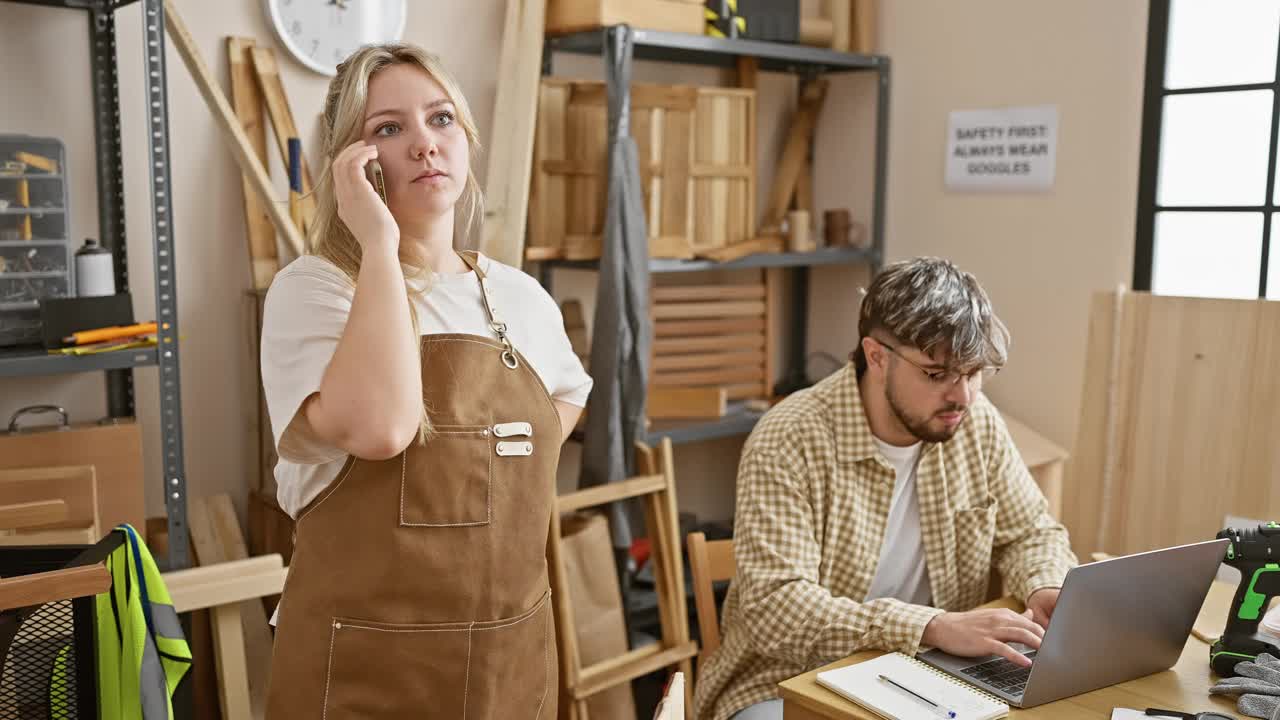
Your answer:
[694,363,1077,720]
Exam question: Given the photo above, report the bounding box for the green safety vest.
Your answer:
[51,524,192,719]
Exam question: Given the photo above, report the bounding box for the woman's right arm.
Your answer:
[300,141,422,460]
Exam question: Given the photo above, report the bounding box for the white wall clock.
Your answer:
[264,0,408,76]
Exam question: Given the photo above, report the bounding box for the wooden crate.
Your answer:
[529,80,756,261]
[545,0,706,35]
[649,273,778,407]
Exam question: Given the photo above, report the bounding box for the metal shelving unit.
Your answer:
[2,0,189,569]
[540,26,889,446]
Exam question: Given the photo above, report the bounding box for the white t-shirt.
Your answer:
[864,437,932,606]
[259,252,593,519]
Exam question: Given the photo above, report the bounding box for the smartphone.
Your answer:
[365,159,388,205]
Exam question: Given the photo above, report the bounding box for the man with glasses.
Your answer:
[695,257,1078,720]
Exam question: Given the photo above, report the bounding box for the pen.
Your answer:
[877,674,958,718]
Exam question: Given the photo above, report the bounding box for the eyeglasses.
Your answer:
[1144,709,1235,720]
[877,339,1000,388]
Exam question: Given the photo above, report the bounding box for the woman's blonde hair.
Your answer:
[311,44,484,442]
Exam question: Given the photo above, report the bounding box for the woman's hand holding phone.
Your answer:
[334,140,398,255]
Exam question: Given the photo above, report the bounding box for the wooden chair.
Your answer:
[686,531,735,670]
[548,437,697,719]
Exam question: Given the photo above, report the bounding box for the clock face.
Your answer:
[265,0,408,76]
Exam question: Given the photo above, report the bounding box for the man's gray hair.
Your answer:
[852,257,1010,376]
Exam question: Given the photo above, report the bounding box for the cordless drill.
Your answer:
[1210,522,1280,676]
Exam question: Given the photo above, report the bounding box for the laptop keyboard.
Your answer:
[959,651,1037,696]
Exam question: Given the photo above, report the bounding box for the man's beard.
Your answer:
[885,375,966,443]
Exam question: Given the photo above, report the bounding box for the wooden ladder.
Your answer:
[548,437,696,719]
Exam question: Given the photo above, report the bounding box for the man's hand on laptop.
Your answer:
[1025,588,1060,629]
[921,607,1045,667]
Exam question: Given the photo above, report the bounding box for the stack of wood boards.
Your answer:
[649,273,777,414]
[1065,291,1280,560]
[529,80,755,261]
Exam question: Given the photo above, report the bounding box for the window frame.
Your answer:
[1134,0,1280,297]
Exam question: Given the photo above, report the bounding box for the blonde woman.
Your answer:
[260,44,591,718]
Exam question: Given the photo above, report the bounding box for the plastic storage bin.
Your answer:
[0,135,72,346]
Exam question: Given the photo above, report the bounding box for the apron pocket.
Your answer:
[323,592,552,720]
[467,591,553,719]
[322,616,472,719]
[401,425,492,527]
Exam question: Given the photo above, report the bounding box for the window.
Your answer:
[1136,0,1280,299]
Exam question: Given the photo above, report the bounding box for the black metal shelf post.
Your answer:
[539,26,889,446]
[1,0,188,569]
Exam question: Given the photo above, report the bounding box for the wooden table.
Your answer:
[778,581,1240,719]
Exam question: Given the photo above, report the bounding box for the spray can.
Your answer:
[75,238,115,297]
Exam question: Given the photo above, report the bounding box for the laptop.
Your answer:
[917,538,1229,708]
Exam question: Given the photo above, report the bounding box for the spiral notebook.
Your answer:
[815,652,1008,720]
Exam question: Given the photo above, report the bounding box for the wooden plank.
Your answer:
[227,37,278,289]
[247,46,315,241]
[481,0,547,267]
[574,641,698,700]
[0,500,67,532]
[654,334,764,354]
[1064,293,1280,559]
[210,603,252,720]
[576,644,661,692]
[0,466,96,531]
[689,165,752,178]
[652,349,765,372]
[699,235,785,263]
[653,301,766,320]
[545,0,705,35]
[764,268,779,398]
[189,494,272,720]
[763,80,829,229]
[653,366,764,386]
[1063,291,1115,559]
[0,526,96,547]
[557,474,668,514]
[655,317,766,337]
[853,0,877,54]
[0,565,110,612]
[658,439,692,656]
[647,387,727,419]
[163,1,306,257]
[568,82,699,111]
[725,382,766,401]
[653,283,766,305]
[547,510,582,687]
[640,491,679,654]
[662,98,694,257]
[530,81,568,255]
[524,245,564,261]
[164,554,286,613]
[828,0,851,52]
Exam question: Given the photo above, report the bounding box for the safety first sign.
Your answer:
[945,105,1059,191]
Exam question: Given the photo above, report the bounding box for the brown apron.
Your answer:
[266,252,561,719]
